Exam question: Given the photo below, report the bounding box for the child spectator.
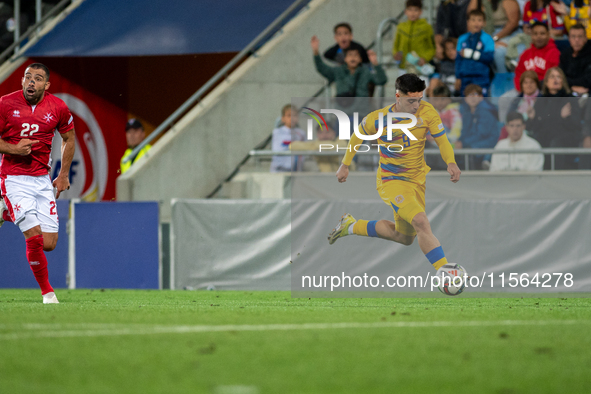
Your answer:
[455,10,495,96]
[311,36,387,98]
[428,37,458,96]
[513,21,560,90]
[526,67,582,168]
[457,84,500,169]
[490,111,544,171]
[393,0,436,71]
[566,0,591,39]
[505,21,533,71]
[523,0,566,37]
[559,23,591,95]
[270,104,305,172]
[323,23,370,65]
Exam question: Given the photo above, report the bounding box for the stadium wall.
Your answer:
[171,196,591,293]
[116,0,405,221]
[0,202,160,290]
[171,172,591,292]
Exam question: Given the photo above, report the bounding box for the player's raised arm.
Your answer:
[53,129,75,198]
[432,132,460,183]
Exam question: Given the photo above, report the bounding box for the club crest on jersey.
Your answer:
[12,110,20,117]
[43,112,54,122]
[394,195,404,204]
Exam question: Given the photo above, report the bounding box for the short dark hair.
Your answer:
[569,23,587,34]
[395,73,426,94]
[530,21,549,31]
[464,84,483,96]
[442,37,457,60]
[333,22,352,34]
[506,111,524,124]
[467,9,486,21]
[442,37,457,48]
[406,0,422,9]
[26,63,50,80]
[343,47,360,56]
[432,84,451,97]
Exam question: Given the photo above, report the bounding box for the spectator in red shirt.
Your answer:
[513,21,560,90]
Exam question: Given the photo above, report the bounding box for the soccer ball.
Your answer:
[436,263,467,296]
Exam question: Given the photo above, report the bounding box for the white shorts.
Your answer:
[0,174,59,233]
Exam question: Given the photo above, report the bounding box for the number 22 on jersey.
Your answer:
[20,123,39,137]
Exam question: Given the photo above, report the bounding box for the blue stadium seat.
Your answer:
[490,72,516,98]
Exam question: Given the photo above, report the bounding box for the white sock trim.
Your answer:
[348,223,355,235]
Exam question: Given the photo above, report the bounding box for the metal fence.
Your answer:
[249,148,591,171]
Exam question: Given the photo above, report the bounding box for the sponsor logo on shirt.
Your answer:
[12,110,20,117]
[524,56,547,71]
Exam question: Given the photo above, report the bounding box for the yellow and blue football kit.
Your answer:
[340,100,456,270]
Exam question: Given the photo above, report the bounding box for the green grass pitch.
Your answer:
[1,289,591,394]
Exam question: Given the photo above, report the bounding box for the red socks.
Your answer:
[2,210,11,222]
[25,234,53,295]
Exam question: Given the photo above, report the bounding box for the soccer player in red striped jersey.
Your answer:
[0,63,75,303]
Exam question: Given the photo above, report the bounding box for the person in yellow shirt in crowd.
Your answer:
[120,119,151,174]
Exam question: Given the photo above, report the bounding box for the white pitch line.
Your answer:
[0,320,589,341]
[0,323,138,330]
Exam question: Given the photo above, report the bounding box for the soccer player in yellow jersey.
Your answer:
[328,73,461,271]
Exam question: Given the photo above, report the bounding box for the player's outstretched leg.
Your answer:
[411,213,449,270]
[328,214,414,245]
[23,228,58,303]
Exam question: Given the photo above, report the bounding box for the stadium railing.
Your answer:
[248,148,591,171]
[0,0,72,63]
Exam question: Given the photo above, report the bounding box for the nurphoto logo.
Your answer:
[302,107,418,153]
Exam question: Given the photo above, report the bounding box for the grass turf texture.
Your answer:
[1,290,591,394]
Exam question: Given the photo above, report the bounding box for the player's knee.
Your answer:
[400,235,415,246]
[411,214,431,233]
[43,237,58,252]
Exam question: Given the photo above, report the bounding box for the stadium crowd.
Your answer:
[270,0,591,171]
